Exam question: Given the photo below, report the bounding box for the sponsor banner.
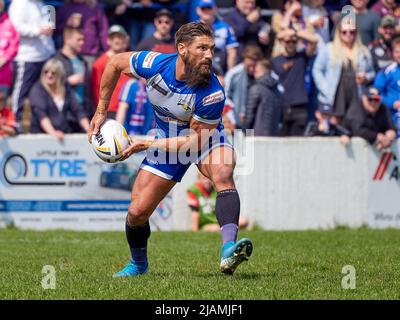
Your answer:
[368,142,400,228]
[0,134,173,230]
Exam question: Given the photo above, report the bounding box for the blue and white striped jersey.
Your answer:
[129,51,225,137]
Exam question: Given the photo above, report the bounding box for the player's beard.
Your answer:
[183,53,212,88]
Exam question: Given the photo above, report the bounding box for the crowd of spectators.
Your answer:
[0,0,400,151]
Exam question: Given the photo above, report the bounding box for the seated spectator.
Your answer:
[224,45,264,128]
[136,8,176,53]
[0,90,16,137]
[351,0,381,46]
[272,28,318,136]
[368,15,396,72]
[56,0,109,67]
[312,17,375,121]
[29,59,90,141]
[374,36,400,136]
[271,0,315,57]
[54,26,93,118]
[187,173,248,232]
[221,0,271,61]
[196,0,238,72]
[304,103,351,137]
[0,0,19,99]
[116,79,154,136]
[244,59,284,136]
[340,86,397,151]
[91,25,130,119]
[9,0,55,124]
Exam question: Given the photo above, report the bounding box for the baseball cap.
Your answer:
[380,15,396,27]
[197,0,216,8]
[363,86,381,101]
[108,24,128,36]
[155,8,173,19]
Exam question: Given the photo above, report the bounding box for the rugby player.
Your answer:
[88,22,253,277]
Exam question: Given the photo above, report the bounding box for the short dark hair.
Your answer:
[63,26,83,39]
[242,45,264,61]
[175,22,213,48]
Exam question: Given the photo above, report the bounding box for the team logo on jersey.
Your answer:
[149,79,168,96]
[202,90,224,106]
[143,52,161,69]
[178,99,191,111]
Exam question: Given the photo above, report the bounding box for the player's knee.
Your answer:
[127,204,149,224]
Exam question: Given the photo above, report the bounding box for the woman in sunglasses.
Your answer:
[312,17,375,121]
[340,86,396,151]
[29,59,90,142]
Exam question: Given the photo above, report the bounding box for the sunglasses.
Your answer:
[341,30,356,36]
[156,19,172,25]
[368,96,381,103]
[285,39,297,44]
[200,6,213,10]
[44,70,56,76]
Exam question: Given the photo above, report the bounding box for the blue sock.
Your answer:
[221,223,238,246]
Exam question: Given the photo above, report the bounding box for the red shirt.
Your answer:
[0,107,16,136]
[91,52,130,113]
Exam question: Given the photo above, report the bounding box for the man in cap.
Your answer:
[368,15,397,72]
[136,9,176,53]
[91,25,130,119]
[341,86,397,150]
[196,0,239,72]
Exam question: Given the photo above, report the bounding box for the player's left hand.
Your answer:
[120,138,152,161]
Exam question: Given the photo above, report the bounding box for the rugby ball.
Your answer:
[91,119,130,163]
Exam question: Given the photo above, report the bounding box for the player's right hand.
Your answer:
[88,110,107,143]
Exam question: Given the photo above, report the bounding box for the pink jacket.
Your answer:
[0,13,19,87]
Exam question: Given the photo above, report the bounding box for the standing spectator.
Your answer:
[9,0,55,124]
[56,0,109,67]
[374,37,400,136]
[116,79,154,136]
[221,0,271,61]
[113,0,180,50]
[368,15,396,72]
[0,89,16,137]
[272,28,318,136]
[244,59,284,136]
[196,0,238,72]
[136,9,176,53]
[224,45,264,127]
[340,86,397,150]
[54,27,93,118]
[0,0,19,99]
[302,0,331,46]
[271,0,315,57]
[29,59,90,141]
[312,18,375,120]
[351,0,381,46]
[91,25,130,119]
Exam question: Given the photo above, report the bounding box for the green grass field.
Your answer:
[0,228,399,300]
